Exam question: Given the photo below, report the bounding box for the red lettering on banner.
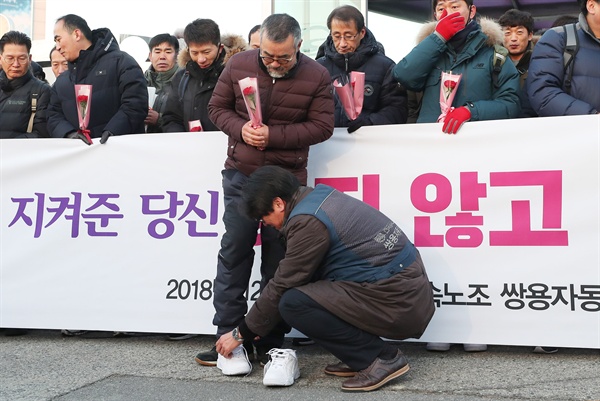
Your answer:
[489,171,568,246]
[410,173,452,213]
[445,212,484,247]
[414,216,444,247]
[315,175,380,209]
[411,170,568,247]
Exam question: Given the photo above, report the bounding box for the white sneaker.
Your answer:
[217,344,252,376]
[263,348,300,386]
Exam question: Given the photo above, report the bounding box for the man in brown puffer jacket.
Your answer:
[196,13,334,372]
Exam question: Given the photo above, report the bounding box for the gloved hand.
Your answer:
[442,106,471,134]
[100,130,113,144]
[66,131,92,146]
[435,10,465,41]
[347,115,372,133]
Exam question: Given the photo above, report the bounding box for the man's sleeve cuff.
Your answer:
[238,320,256,340]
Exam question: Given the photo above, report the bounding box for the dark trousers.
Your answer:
[279,288,386,371]
[212,169,287,348]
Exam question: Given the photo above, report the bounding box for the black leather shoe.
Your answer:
[341,350,409,392]
[195,346,218,366]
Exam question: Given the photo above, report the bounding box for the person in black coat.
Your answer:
[47,14,148,143]
[316,5,407,133]
[0,30,51,139]
[161,19,246,133]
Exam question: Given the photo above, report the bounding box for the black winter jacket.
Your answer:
[47,28,148,138]
[161,49,226,132]
[317,28,407,127]
[0,69,51,138]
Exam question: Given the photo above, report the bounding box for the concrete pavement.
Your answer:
[1,330,599,401]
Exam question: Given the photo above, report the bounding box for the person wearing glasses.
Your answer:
[161,19,247,133]
[201,13,334,375]
[316,5,407,133]
[1,30,51,139]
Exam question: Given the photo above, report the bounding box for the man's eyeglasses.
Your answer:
[331,33,360,42]
[2,55,29,65]
[259,53,294,65]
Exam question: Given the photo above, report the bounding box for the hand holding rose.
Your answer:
[242,121,269,150]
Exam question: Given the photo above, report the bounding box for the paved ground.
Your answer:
[1,330,599,401]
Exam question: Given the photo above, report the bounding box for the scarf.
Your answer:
[145,64,179,93]
[448,19,479,54]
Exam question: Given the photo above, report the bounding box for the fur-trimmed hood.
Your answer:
[177,33,247,68]
[415,17,504,47]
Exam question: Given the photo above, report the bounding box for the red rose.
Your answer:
[77,95,88,102]
[444,80,457,90]
[243,86,254,96]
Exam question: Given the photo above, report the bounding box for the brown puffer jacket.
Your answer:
[245,187,435,340]
[208,49,334,184]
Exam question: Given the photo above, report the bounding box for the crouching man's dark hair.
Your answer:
[241,166,300,221]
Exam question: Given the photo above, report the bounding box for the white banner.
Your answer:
[1,115,599,348]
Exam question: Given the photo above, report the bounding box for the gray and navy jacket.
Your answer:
[287,184,416,283]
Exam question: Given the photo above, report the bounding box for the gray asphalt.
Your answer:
[1,330,599,401]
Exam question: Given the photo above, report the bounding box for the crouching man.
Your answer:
[216,165,435,392]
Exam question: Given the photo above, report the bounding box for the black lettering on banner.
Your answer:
[166,279,178,299]
[249,280,261,301]
[199,279,213,300]
[178,279,191,300]
[243,280,262,301]
[166,279,214,300]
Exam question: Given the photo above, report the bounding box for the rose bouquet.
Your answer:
[333,71,365,121]
[239,77,262,128]
[437,71,462,123]
[188,120,203,132]
[75,84,93,145]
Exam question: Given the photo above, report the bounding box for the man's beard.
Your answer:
[267,69,286,78]
[266,59,297,79]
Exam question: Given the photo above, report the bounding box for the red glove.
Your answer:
[435,10,466,41]
[442,106,471,134]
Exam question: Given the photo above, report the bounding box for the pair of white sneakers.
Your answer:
[217,346,300,386]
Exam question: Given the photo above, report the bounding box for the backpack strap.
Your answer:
[491,44,508,88]
[26,81,43,133]
[562,23,579,95]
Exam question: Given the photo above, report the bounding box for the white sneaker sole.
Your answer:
[263,369,300,386]
[217,363,251,375]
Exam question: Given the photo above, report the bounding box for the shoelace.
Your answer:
[267,349,292,369]
[233,344,253,376]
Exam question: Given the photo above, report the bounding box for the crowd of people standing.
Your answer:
[2,0,599,392]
